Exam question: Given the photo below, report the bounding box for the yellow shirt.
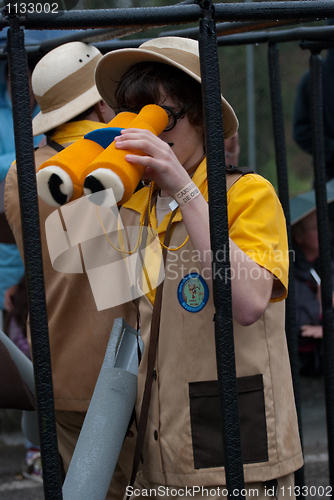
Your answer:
[50,120,104,145]
[123,158,289,303]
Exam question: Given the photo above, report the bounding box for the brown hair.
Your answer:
[114,62,204,132]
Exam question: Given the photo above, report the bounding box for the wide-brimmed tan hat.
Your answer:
[290,178,334,225]
[32,42,103,136]
[95,36,238,139]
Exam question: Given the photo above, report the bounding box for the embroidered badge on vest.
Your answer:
[177,273,209,313]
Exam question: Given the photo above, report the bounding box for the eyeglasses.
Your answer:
[117,105,185,133]
[159,105,185,132]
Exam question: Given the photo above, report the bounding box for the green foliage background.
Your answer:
[83,0,322,195]
[219,41,313,196]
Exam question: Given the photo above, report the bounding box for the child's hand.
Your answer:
[301,325,323,339]
[114,128,192,197]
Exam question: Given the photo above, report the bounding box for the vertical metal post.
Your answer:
[198,1,245,497]
[245,0,256,172]
[267,41,304,491]
[6,17,63,500]
[310,50,334,489]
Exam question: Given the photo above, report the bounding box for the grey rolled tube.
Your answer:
[22,410,40,446]
[63,318,142,500]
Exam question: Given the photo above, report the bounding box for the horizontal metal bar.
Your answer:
[2,22,334,62]
[216,25,334,47]
[163,18,309,39]
[2,5,202,29]
[37,28,126,46]
[1,19,334,62]
[0,36,145,60]
[1,1,334,30]
[94,25,334,51]
[214,1,334,21]
[299,40,334,52]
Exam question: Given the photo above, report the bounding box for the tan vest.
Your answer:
[5,142,137,412]
[121,173,303,486]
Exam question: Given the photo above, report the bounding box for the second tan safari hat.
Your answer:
[32,41,103,137]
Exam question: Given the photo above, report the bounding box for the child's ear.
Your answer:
[94,100,115,125]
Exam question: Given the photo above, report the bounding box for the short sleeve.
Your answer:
[227,174,289,301]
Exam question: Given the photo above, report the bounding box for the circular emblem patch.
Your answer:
[177,273,209,313]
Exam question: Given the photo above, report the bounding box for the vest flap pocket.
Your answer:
[189,375,268,469]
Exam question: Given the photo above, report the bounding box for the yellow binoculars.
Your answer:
[36,105,168,207]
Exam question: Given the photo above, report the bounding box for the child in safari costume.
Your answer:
[95,36,303,499]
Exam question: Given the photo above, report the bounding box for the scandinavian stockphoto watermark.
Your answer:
[44,188,294,311]
[44,189,164,310]
[166,246,294,284]
[125,486,261,498]
[125,485,333,498]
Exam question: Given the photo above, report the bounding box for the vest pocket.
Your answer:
[189,374,268,469]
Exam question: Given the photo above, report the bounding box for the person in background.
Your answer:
[292,18,334,183]
[0,28,79,328]
[5,41,138,499]
[291,208,334,376]
[0,61,43,329]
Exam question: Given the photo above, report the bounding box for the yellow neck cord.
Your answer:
[95,205,143,255]
[147,182,189,252]
[96,182,190,254]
